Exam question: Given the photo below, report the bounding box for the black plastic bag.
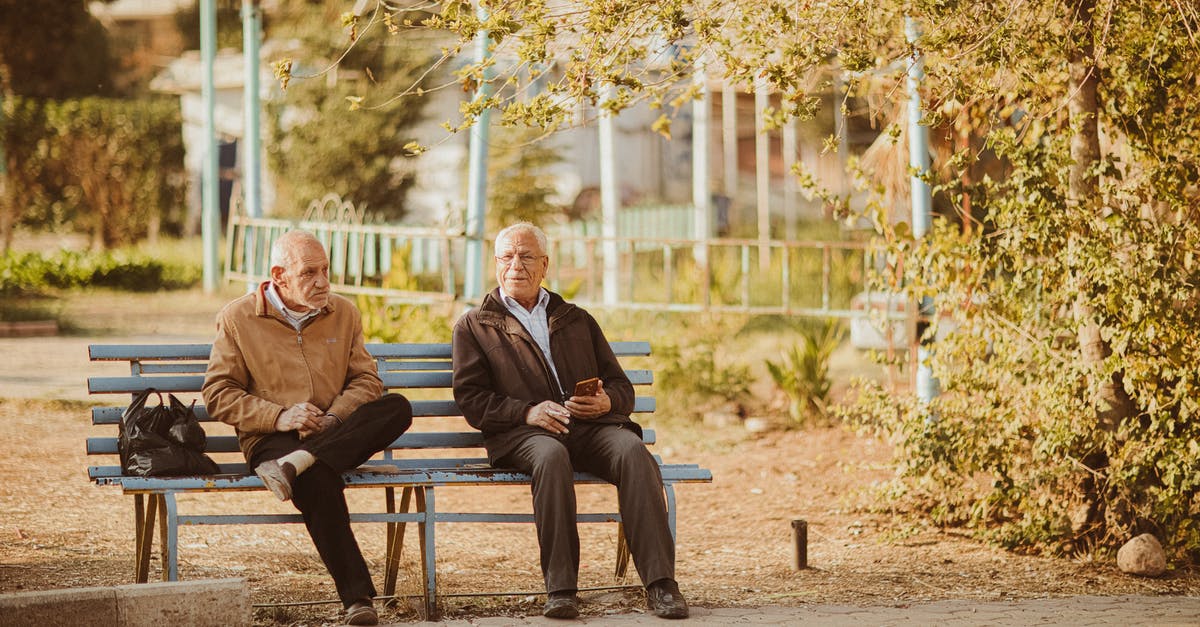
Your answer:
[118,388,220,477]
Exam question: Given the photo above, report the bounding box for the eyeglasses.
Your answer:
[495,253,546,268]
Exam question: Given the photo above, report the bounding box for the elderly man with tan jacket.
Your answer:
[202,230,412,626]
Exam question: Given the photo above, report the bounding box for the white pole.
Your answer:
[906,16,939,409]
[722,83,737,204]
[241,0,261,219]
[754,76,770,270]
[599,83,619,305]
[782,117,797,241]
[692,52,711,265]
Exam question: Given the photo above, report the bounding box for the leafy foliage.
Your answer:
[838,2,1200,561]
[1,96,187,250]
[327,0,1200,560]
[766,320,845,426]
[653,315,752,405]
[0,0,115,98]
[0,248,200,295]
[264,1,431,220]
[486,126,566,232]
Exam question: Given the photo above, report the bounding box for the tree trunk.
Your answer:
[0,84,9,253]
[1063,0,1136,537]
[0,176,11,254]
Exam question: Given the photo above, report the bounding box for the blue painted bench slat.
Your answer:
[86,341,710,619]
[87,370,655,394]
[90,397,657,423]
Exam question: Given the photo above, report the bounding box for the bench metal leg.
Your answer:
[416,487,437,620]
[665,483,678,542]
[614,523,630,579]
[383,486,414,598]
[156,495,170,581]
[134,495,156,583]
[133,494,177,583]
[162,494,179,581]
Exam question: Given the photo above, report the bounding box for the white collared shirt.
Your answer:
[265,282,319,331]
[499,286,563,396]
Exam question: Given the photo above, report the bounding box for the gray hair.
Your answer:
[270,230,322,270]
[494,222,548,254]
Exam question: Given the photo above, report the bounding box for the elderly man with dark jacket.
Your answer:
[202,230,412,626]
[452,222,688,620]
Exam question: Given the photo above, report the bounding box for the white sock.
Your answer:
[279,450,316,475]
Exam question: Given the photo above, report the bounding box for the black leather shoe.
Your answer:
[345,598,378,625]
[646,579,688,619]
[543,591,580,619]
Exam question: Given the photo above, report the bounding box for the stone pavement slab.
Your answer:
[395,595,1200,626]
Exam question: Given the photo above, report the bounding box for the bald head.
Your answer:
[271,230,324,271]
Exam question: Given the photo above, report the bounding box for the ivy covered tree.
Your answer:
[840,0,1200,562]
[304,1,1200,561]
[486,126,565,232]
[0,0,115,99]
[264,0,431,220]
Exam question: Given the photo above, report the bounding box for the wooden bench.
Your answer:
[86,342,712,618]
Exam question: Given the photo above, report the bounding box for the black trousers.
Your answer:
[496,421,675,594]
[248,393,413,608]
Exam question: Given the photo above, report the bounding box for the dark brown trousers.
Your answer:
[249,394,413,608]
[496,421,674,594]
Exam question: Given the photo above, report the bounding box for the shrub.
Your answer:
[766,320,846,426]
[2,96,187,249]
[357,247,454,344]
[0,248,200,295]
[651,315,752,407]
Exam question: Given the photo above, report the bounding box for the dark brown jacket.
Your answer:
[452,288,638,463]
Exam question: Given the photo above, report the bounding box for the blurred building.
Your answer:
[89,0,193,94]
[92,0,871,238]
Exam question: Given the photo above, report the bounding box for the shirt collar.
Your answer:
[499,286,549,313]
[266,282,320,322]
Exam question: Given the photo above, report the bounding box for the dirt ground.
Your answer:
[1,290,1196,626]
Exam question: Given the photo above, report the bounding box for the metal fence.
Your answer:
[224,210,892,321]
[224,211,461,304]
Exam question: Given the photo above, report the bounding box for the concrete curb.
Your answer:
[0,578,250,627]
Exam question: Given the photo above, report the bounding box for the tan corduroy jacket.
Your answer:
[201,282,383,459]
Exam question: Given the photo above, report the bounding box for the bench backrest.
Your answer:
[87,342,655,482]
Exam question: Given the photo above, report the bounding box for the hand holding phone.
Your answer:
[573,377,601,397]
[566,377,608,419]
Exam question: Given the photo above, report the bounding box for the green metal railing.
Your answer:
[225,210,885,319]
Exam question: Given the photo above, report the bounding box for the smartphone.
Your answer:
[573,377,601,397]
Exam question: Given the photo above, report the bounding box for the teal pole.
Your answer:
[240,0,262,292]
[201,0,220,293]
[463,0,492,301]
[906,16,939,409]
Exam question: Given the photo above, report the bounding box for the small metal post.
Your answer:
[791,519,808,570]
